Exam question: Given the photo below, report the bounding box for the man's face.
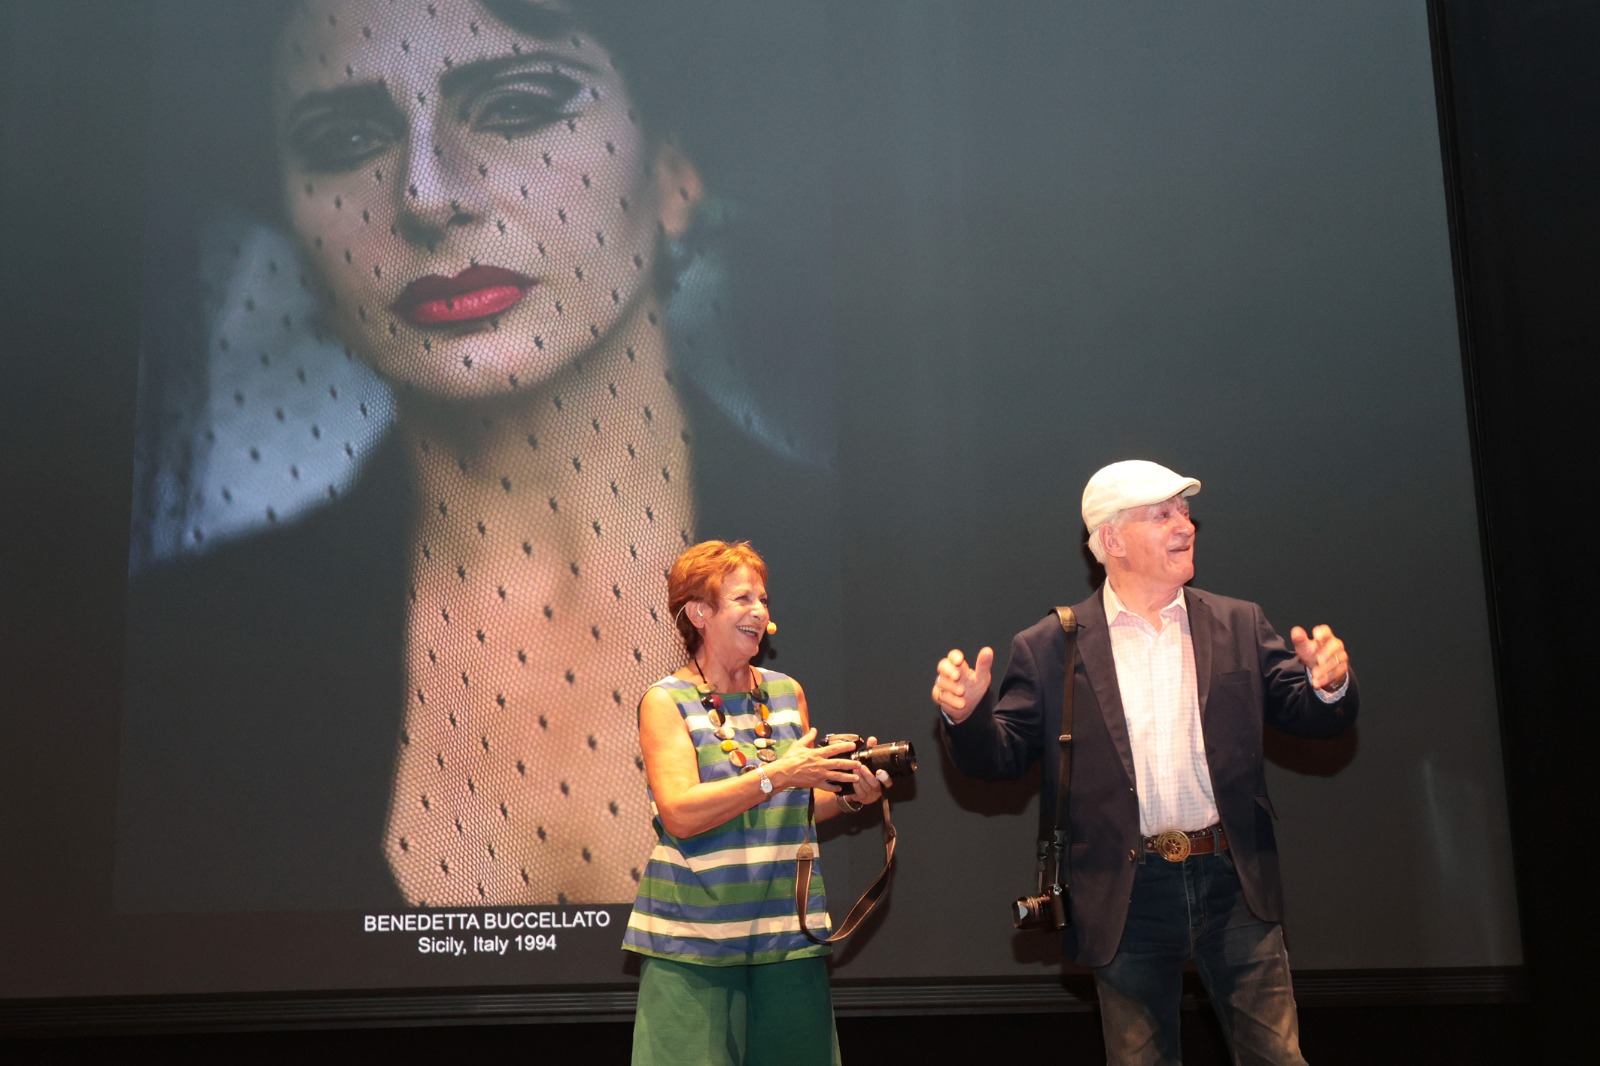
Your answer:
[1108,494,1196,591]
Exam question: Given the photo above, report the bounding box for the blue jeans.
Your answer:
[1093,849,1307,1066]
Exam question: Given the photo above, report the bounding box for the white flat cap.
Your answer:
[1081,460,1201,532]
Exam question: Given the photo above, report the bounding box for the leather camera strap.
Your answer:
[1035,606,1078,895]
[794,792,897,944]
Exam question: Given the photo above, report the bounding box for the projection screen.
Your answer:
[1,0,1518,1018]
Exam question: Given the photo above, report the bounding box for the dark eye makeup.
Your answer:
[284,66,585,173]
[461,71,584,135]
[287,110,402,173]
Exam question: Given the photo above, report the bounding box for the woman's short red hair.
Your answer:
[667,540,768,657]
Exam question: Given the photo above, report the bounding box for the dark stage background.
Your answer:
[4,0,1594,1060]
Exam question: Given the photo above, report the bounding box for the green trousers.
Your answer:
[631,954,842,1065]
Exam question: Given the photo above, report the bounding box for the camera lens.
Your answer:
[1011,886,1066,931]
[859,741,917,778]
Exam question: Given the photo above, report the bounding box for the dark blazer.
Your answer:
[942,586,1358,968]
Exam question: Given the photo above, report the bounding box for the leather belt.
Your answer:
[1143,825,1228,862]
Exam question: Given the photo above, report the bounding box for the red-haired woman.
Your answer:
[623,540,888,1065]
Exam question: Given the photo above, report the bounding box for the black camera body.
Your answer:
[822,734,918,796]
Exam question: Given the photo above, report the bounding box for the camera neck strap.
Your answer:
[1038,606,1079,892]
[793,792,897,944]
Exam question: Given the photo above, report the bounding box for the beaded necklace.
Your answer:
[691,655,776,770]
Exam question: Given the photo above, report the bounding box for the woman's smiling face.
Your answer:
[274,0,699,398]
[697,565,770,664]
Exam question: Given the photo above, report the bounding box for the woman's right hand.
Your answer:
[771,728,861,793]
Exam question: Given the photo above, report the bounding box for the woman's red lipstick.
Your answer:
[393,266,534,325]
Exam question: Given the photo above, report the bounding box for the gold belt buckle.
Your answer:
[1152,830,1192,862]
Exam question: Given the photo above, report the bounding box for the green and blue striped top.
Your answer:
[623,671,831,965]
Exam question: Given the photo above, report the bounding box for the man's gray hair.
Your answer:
[1085,507,1135,565]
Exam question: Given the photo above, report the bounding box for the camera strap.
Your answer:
[1036,606,1079,898]
[793,792,897,944]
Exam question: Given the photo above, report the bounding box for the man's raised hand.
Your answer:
[1290,624,1349,693]
[933,647,994,723]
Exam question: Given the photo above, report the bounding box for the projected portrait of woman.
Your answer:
[116,0,834,911]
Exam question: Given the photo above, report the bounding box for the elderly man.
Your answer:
[934,460,1356,1066]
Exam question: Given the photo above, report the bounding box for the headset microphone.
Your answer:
[766,621,778,635]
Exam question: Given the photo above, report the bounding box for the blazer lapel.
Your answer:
[1187,587,1215,719]
[1076,588,1137,788]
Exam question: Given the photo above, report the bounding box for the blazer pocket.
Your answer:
[1218,669,1253,686]
[1254,793,1278,820]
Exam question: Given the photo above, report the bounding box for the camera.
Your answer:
[822,734,918,796]
[1014,834,1070,931]
[1012,882,1068,931]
